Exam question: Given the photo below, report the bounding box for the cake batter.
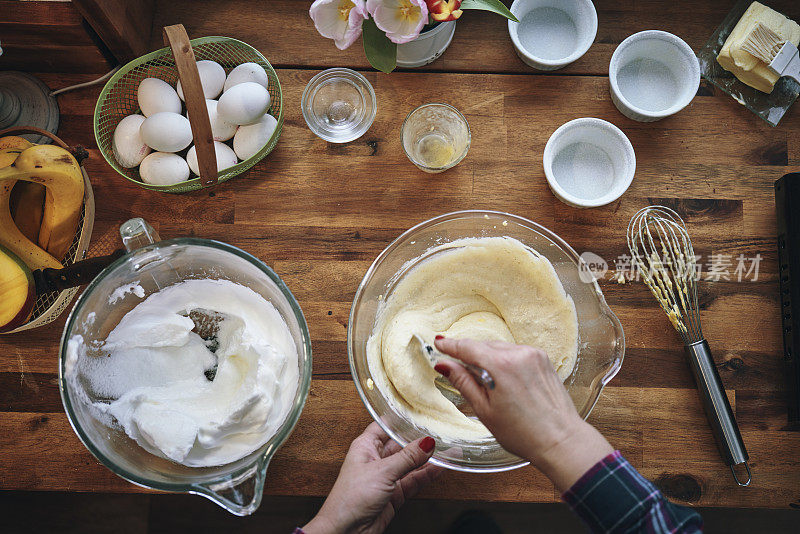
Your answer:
[366,237,579,441]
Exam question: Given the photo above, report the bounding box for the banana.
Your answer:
[0,144,84,261]
[11,182,46,243]
[0,148,23,168]
[0,140,57,269]
[0,136,34,151]
[0,242,36,332]
[0,180,61,270]
[3,142,44,243]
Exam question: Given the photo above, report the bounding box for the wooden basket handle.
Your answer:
[0,126,70,150]
[163,24,218,187]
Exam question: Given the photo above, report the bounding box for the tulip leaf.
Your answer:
[460,0,519,23]
[363,18,397,73]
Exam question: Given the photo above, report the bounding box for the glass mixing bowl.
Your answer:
[59,219,312,515]
[348,210,624,472]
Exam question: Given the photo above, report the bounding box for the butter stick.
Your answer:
[717,1,800,94]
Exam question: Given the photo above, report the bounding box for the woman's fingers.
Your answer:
[362,421,391,443]
[394,462,444,506]
[434,359,490,412]
[382,438,403,458]
[380,436,436,481]
[484,339,519,351]
[434,337,493,368]
[346,422,395,462]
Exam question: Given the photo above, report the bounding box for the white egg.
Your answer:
[137,78,181,117]
[223,62,269,92]
[186,141,238,176]
[233,113,278,161]
[112,114,151,168]
[177,60,226,100]
[186,99,237,142]
[139,152,190,185]
[217,82,271,125]
[140,112,193,152]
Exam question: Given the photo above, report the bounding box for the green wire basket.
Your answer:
[94,35,283,193]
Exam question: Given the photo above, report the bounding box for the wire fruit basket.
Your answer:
[1,126,94,333]
[93,25,283,193]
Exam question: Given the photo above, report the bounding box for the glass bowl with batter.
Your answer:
[348,210,624,472]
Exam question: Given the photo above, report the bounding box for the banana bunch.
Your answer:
[0,135,85,271]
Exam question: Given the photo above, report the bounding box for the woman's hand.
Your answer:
[303,422,443,534]
[433,337,613,491]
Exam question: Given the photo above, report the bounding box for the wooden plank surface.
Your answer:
[0,1,112,73]
[152,0,798,75]
[2,0,800,511]
[72,0,156,62]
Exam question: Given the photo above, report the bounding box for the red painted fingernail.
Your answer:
[419,436,435,453]
[434,364,449,377]
[435,335,444,340]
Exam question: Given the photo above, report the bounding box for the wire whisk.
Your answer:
[627,205,702,344]
[626,205,751,487]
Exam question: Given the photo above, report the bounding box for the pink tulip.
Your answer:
[310,0,368,50]
[366,0,429,44]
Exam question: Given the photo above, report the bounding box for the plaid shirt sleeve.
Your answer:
[562,451,703,534]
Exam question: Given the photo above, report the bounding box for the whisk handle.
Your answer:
[685,339,751,486]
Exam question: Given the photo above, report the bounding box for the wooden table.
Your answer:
[1,0,799,510]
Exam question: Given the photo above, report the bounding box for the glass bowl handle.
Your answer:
[120,218,160,252]
[119,218,183,290]
[193,455,271,516]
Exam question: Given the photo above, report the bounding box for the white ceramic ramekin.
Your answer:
[543,118,636,208]
[609,30,700,122]
[508,0,597,71]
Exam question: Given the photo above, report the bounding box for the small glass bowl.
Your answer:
[301,68,377,143]
[401,103,471,173]
[348,211,625,472]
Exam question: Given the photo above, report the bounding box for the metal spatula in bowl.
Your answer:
[412,334,495,390]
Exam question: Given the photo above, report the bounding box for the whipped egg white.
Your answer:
[69,279,299,467]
